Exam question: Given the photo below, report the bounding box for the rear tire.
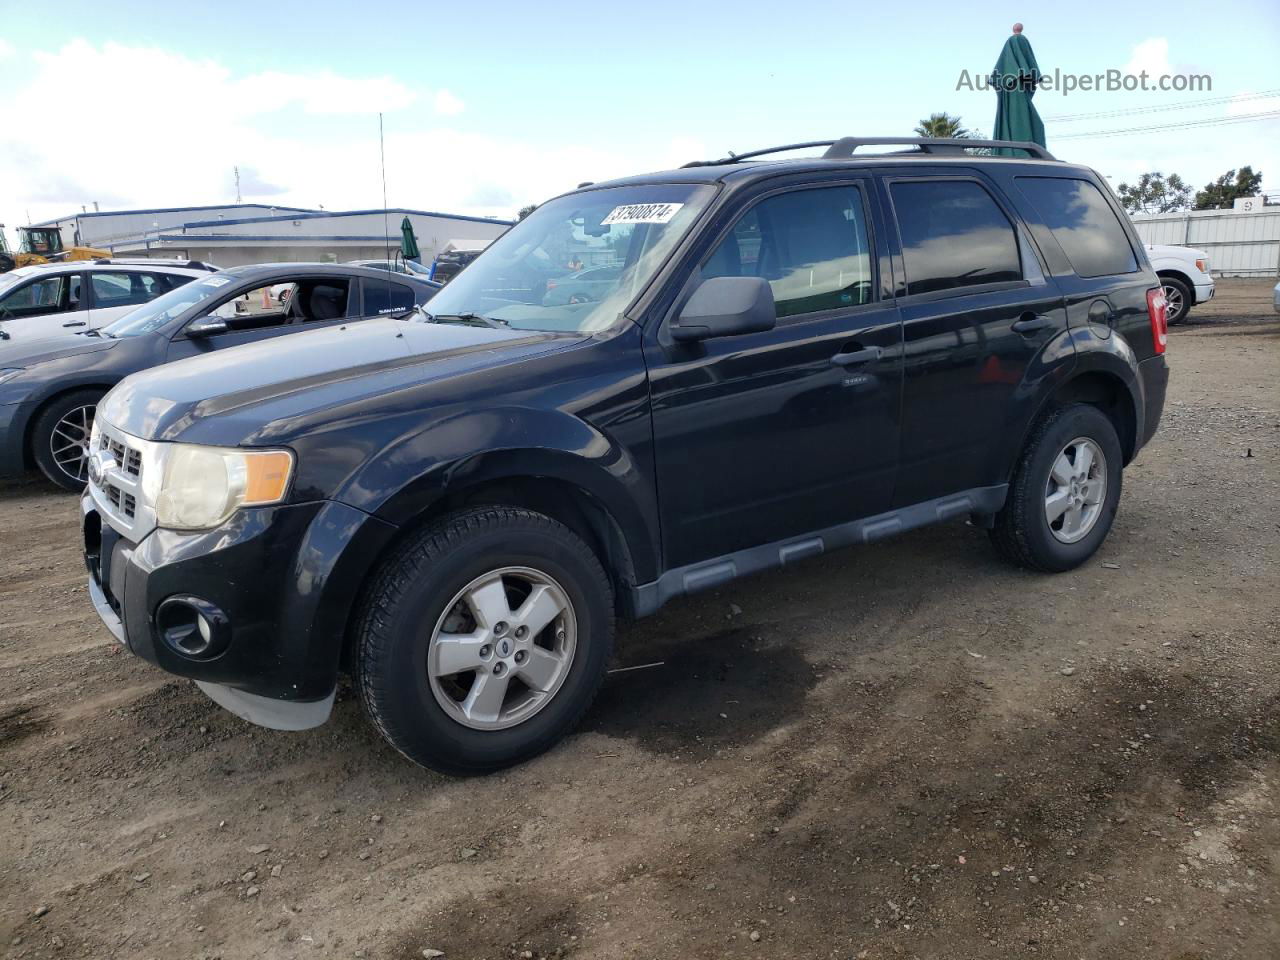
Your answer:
[31,389,104,492]
[1161,275,1192,324]
[990,403,1123,573]
[354,505,614,775]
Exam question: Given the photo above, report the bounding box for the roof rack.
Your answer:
[92,257,220,271]
[682,136,1056,167]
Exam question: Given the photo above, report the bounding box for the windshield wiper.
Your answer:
[424,311,509,328]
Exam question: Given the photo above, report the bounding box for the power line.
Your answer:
[1053,109,1280,141]
[1043,88,1280,123]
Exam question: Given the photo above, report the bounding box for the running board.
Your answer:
[631,484,1007,617]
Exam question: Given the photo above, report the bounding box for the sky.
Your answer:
[1,0,1277,233]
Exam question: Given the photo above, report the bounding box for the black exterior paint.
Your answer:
[81,154,1169,706]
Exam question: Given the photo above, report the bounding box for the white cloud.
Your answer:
[433,89,465,116]
[0,38,15,60]
[0,39,692,228]
[1123,38,1173,78]
[237,70,416,115]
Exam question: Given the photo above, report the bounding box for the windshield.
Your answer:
[101,274,235,337]
[424,184,714,333]
[0,268,38,296]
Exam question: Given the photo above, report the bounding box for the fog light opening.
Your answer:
[156,596,229,660]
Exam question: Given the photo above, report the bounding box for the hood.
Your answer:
[99,317,576,442]
[1145,243,1208,260]
[0,331,117,368]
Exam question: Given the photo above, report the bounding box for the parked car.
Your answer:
[349,258,435,279]
[1145,243,1214,324]
[429,248,482,284]
[1273,279,1279,314]
[542,264,623,305]
[81,136,1170,774]
[0,259,216,342]
[1,263,438,490]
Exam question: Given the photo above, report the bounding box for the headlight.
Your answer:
[0,368,24,386]
[155,444,294,530]
[1195,258,1209,273]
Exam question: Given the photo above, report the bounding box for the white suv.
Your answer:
[0,259,217,343]
[1145,244,1214,324]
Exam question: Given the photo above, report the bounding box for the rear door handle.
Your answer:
[62,320,87,328]
[830,345,883,367]
[1011,313,1052,334]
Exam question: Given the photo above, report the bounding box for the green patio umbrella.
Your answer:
[399,216,421,262]
[991,23,1046,156]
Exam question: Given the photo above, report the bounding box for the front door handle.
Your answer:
[1011,313,1052,335]
[62,320,87,328]
[831,345,883,367]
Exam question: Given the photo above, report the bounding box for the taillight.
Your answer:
[1146,288,1168,354]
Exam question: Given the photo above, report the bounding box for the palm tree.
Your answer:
[914,113,971,139]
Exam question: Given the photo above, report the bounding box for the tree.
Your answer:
[1115,172,1192,215]
[517,204,539,220]
[914,113,971,139]
[1193,167,1263,210]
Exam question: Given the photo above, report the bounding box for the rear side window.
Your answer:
[362,279,416,316]
[1015,177,1138,278]
[890,180,1022,296]
[702,184,874,318]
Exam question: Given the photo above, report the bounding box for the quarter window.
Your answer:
[890,180,1022,296]
[1015,177,1138,278]
[363,279,416,315]
[702,185,874,318]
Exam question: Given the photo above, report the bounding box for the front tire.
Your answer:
[1161,276,1192,324]
[31,389,104,491]
[354,505,614,775]
[990,403,1123,572]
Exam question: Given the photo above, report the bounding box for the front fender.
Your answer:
[325,405,660,584]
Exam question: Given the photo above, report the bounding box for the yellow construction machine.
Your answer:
[0,224,110,272]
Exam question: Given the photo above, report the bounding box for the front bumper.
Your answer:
[1194,280,1215,304]
[0,400,36,477]
[82,494,397,725]
[1136,353,1169,452]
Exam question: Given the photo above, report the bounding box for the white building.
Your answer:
[28,204,512,269]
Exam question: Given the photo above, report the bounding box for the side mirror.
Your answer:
[185,317,228,337]
[670,276,776,343]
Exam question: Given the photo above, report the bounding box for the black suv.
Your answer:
[81,137,1170,774]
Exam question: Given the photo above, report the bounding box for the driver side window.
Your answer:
[0,275,70,317]
[209,282,298,329]
[702,185,874,319]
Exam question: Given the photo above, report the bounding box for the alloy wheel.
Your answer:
[49,405,96,485]
[426,566,578,730]
[1044,436,1107,544]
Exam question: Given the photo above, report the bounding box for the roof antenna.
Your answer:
[379,112,391,261]
[378,112,394,303]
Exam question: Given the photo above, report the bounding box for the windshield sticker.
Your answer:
[600,202,684,226]
[201,277,232,288]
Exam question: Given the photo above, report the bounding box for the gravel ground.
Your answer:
[1,281,1277,960]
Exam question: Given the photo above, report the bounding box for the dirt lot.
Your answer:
[2,281,1278,960]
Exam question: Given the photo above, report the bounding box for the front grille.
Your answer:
[104,483,137,519]
[88,420,157,540]
[100,433,143,478]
